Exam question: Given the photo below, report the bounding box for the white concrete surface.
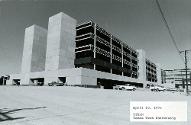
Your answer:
[45,12,76,84]
[21,25,47,73]
[20,25,47,85]
[7,67,158,86]
[137,49,146,86]
[45,12,76,72]
[156,63,162,85]
[0,86,190,125]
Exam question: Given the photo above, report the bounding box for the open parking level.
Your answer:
[0,86,190,125]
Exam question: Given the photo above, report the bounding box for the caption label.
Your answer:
[130,101,187,122]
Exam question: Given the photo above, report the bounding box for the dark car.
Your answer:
[48,81,65,86]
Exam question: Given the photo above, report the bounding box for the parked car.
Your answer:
[48,81,65,86]
[150,86,166,91]
[117,84,136,91]
[166,88,178,92]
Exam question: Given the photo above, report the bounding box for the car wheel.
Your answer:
[133,88,136,91]
[156,89,159,91]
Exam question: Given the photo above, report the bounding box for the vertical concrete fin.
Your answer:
[45,12,77,84]
[137,49,146,87]
[45,12,77,71]
[156,63,162,84]
[21,25,47,85]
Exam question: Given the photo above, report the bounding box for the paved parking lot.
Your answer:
[0,86,190,125]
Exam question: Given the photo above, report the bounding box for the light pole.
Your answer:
[180,50,191,96]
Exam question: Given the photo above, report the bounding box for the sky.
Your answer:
[0,0,190,75]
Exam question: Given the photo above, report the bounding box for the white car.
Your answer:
[150,86,166,91]
[117,85,136,91]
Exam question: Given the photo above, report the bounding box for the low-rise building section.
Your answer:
[162,69,191,89]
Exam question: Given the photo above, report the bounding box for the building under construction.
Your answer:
[5,12,161,88]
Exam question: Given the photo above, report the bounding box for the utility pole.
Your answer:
[180,50,191,96]
[190,72,191,87]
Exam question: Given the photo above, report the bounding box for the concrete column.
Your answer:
[93,23,97,70]
[110,35,112,73]
[21,73,30,85]
[6,77,13,85]
[44,73,58,85]
[156,63,162,84]
[121,44,124,76]
[21,25,47,85]
[137,49,146,87]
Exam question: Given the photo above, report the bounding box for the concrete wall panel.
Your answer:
[45,12,77,71]
[31,26,47,72]
[20,25,47,85]
[137,49,146,86]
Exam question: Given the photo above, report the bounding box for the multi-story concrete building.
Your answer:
[75,21,139,85]
[162,69,191,88]
[6,12,162,88]
[146,59,158,82]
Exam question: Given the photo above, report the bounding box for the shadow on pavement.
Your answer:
[0,106,46,122]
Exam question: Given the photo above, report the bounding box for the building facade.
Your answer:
[162,69,191,88]
[75,21,138,78]
[6,12,162,88]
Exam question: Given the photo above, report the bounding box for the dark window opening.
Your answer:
[112,59,122,66]
[112,49,122,57]
[75,63,94,69]
[58,77,66,83]
[76,22,92,29]
[76,33,93,41]
[76,38,94,47]
[132,52,138,58]
[112,69,122,75]
[132,67,138,72]
[123,56,131,62]
[123,47,131,54]
[96,41,110,51]
[112,40,121,48]
[96,65,110,73]
[75,45,92,52]
[132,59,138,65]
[30,78,44,86]
[96,30,110,42]
[96,53,110,62]
[76,50,94,59]
[124,72,131,77]
[123,64,131,69]
[0,76,9,85]
[13,79,20,85]
[76,26,94,36]
[132,73,138,79]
